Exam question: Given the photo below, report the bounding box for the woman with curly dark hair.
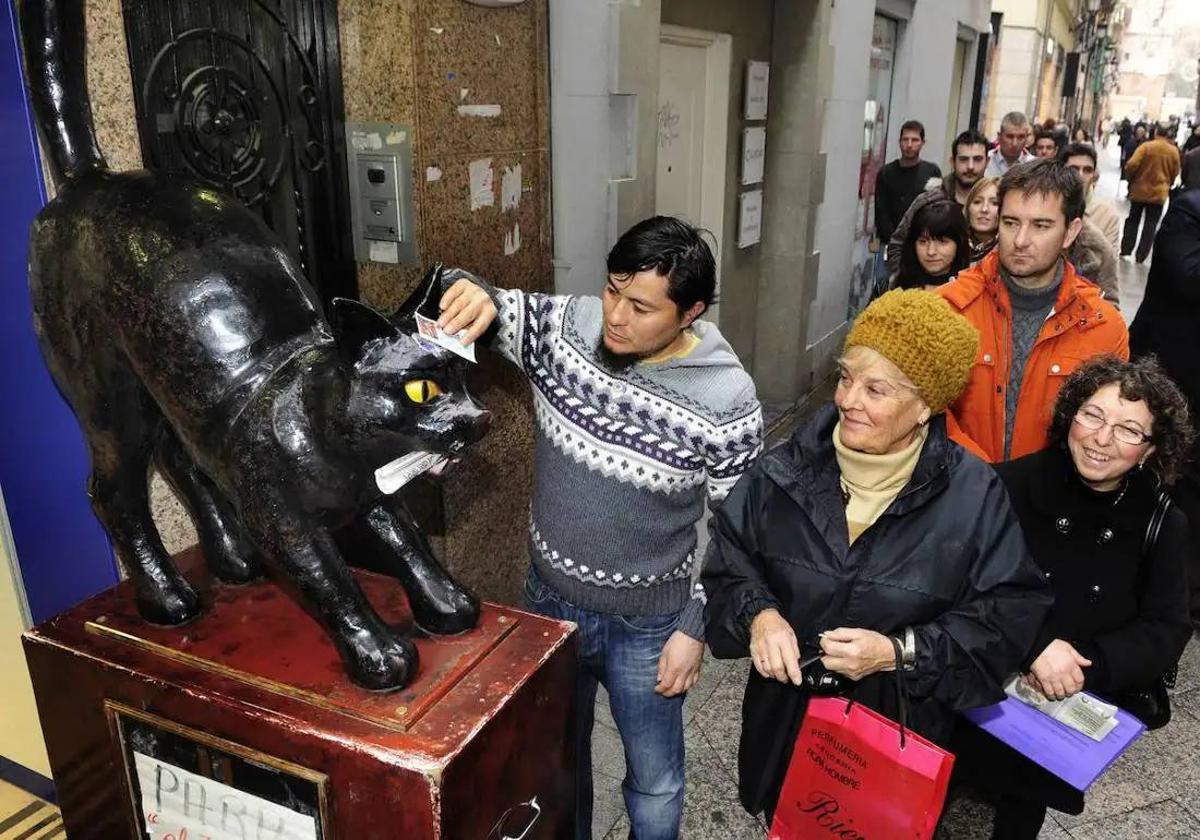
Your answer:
[952,355,1195,839]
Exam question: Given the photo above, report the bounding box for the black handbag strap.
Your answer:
[1141,490,1172,563]
[1138,490,1179,692]
[842,636,909,748]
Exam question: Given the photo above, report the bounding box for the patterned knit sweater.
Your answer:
[471,280,762,640]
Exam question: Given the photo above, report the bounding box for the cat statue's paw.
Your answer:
[411,582,480,637]
[134,574,201,626]
[340,625,419,692]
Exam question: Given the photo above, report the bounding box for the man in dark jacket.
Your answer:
[1130,190,1200,621]
[874,120,942,246]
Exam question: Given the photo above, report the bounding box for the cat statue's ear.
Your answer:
[392,263,444,328]
[330,298,400,362]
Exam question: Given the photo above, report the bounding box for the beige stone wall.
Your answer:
[81,0,551,604]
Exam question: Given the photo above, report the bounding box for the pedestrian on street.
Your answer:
[873,119,942,250]
[937,159,1129,463]
[701,289,1051,823]
[1129,188,1200,621]
[1122,124,1182,263]
[987,112,1036,177]
[1182,122,1200,156]
[953,356,1194,840]
[964,176,1000,264]
[1061,142,1121,254]
[436,216,763,840]
[1183,144,1200,192]
[894,200,969,290]
[1119,123,1148,189]
[1033,128,1060,159]
[886,129,989,277]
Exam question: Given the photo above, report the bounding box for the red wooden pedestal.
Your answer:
[22,549,576,839]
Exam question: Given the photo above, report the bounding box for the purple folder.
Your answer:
[962,694,1146,791]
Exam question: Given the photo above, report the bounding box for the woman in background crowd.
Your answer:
[703,289,1051,823]
[964,176,1000,264]
[894,200,969,290]
[954,355,1194,839]
[1072,125,1092,144]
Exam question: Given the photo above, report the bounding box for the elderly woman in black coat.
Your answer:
[702,289,1052,821]
[954,355,1195,839]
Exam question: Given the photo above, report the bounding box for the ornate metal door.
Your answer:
[121,0,356,305]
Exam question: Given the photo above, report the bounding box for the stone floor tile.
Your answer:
[680,731,764,839]
[684,654,740,726]
[1066,799,1199,839]
[1168,633,1200,695]
[603,814,631,839]
[685,666,748,782]
[1037,816,1072,839]
[595,683,617,732]
[590,715,627,782]
[591,775,626,840]
[935,791,995,839]
[1049,731,1173,829]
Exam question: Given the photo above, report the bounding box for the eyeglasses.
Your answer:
[1073,405,1153,446]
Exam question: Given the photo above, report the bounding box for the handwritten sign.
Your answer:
[741,127,766,186]
[134,753,318,840]
[737,190,763,249]
[744,61,770,120]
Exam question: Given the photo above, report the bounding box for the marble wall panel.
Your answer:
[85,0,142,172]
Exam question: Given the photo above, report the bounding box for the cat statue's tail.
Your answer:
[19,0,108,187]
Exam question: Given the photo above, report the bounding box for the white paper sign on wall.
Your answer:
[738,190,763,249]
[741,127,766,186]
[134,752,319,840]
[744,61,770,120]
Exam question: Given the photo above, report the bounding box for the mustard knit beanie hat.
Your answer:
[844,289,979,414]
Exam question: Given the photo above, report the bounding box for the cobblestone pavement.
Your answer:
[590,139,1198,838]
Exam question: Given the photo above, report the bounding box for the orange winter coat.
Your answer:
[937,251,1129,462]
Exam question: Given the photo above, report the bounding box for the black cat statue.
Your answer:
[20,0,489,690]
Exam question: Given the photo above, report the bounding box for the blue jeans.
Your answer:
[523,567,685,840]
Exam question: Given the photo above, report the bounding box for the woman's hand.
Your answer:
[820,627,897,681]
[749,608,802,685]
[1027,639,1092,701]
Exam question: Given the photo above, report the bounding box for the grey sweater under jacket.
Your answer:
[453,276,763,640]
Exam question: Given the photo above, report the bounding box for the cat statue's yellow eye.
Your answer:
[404,379,443,404]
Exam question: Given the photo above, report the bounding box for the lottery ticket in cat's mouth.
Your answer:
[375,451,450,495]
[414,313,477,363]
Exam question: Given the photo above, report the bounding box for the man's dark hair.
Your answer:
[896,200,969,289]
[900,119,926,140]
[1059,141,1097,168]
[1048,355,1194,486]
[606,216,717,312]
[1034,127,1063,151]
[997,158,1086,223]
[952,129,990,158]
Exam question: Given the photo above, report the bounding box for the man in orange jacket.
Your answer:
[938,159,1128,462]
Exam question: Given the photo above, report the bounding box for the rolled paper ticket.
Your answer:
[375,451,448,494]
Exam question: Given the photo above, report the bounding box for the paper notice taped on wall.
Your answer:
[469,158,495,211]
[501,164,522,211]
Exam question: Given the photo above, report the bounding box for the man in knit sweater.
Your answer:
[437,216,763,838]
[938,159,1128,462]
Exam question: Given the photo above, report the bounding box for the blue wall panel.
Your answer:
[1,0,118,622]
